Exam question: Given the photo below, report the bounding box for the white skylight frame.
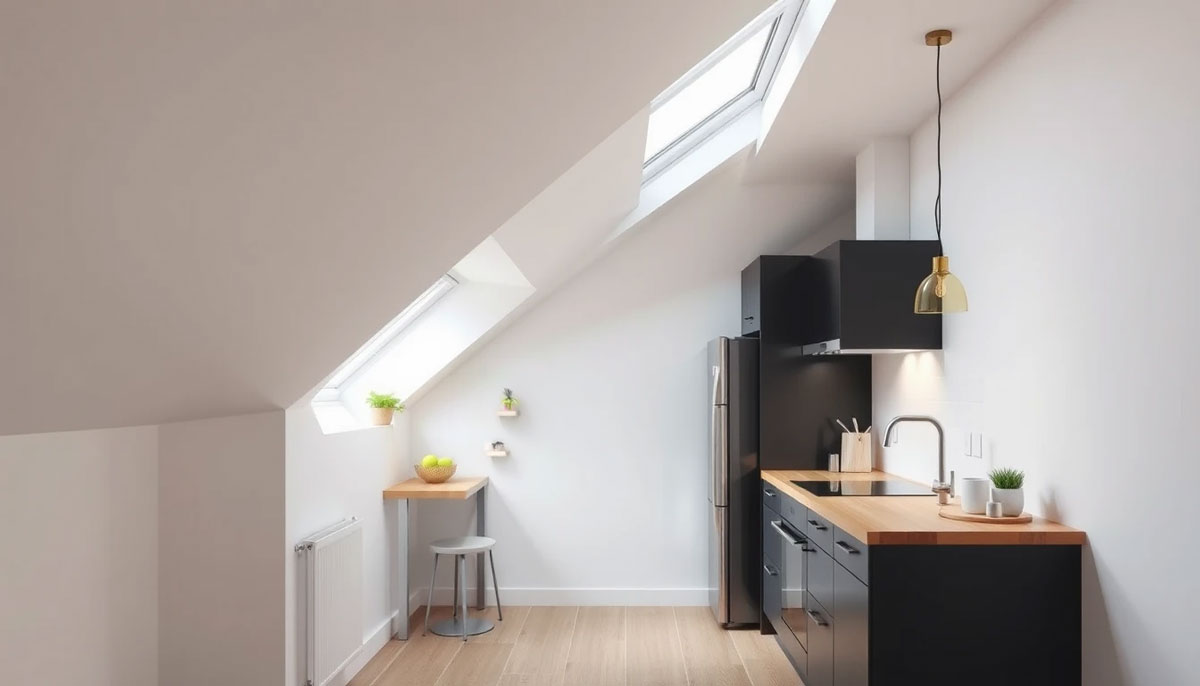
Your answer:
[642,0,805,182]
[313,274,458,403]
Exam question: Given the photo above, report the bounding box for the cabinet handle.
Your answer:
[770,520,804,546]
[763,487,776,497]
[807,519,828,531]
[806,609,829,627]
[744,316,755,320]
[835,540,860,555]
[763,564,779,577]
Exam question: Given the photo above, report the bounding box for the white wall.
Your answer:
[0,426,158,686]
[873,2,1200,683]
[285,400,407,686]
[408,157,849,604]
[158,412,286,686]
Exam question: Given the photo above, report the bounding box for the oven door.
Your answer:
[769,517,810,651]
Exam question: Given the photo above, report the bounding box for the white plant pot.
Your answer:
[370,407,396,426]
[990,487,1024,517]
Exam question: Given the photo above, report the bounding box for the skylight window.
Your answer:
[313,274,457,403]
[643,0,803,179]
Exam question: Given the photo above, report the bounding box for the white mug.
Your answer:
[959,477,990,514]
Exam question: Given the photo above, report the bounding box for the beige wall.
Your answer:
[0,426,159,686]
[158,412,286,686]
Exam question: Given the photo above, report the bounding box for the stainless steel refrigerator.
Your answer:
[707,336,759,627]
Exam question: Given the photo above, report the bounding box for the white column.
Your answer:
[855,137,911,240]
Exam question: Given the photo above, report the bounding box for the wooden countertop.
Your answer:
[762,470,1085,546]
[382,476,488,500]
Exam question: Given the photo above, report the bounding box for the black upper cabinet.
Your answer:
[741,258,762,335]
[740,256,808,341]
[802,241,942,354]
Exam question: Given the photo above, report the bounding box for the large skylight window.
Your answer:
[313,274,457,404]
[643,0,803,180]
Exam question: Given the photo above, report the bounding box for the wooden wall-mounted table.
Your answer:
[384,476,489,640]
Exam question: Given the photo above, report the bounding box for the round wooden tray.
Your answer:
[938,504,1032,524]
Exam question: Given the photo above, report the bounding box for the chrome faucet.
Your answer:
[882,415,954,504]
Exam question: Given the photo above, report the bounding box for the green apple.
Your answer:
[436,457,454,467]
[421,455,439,468]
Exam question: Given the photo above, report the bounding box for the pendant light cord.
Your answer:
[934,43,944,256]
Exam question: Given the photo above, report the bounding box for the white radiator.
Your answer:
[297,518,363,686]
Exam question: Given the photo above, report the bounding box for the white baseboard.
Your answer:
[329,611,398,686]
[412,586,709,607]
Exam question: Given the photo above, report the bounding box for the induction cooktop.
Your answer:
[791,480,934,497]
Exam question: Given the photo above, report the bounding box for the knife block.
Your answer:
[840,432,873,472]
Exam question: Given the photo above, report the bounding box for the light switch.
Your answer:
[963,432,973,456]
[972,433,984,458]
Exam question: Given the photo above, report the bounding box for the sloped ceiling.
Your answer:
[0,0,772,435]
[749,0,1054,183]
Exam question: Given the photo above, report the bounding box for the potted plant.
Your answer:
[366,391,404,426]
[988,467,1025,517]
[501,388,518,411]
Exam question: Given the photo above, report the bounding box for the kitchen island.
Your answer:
[760,469,1084,686]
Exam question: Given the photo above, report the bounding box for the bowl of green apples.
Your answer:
[415,454,457,483]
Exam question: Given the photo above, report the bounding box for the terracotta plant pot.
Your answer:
[370,407,396,426]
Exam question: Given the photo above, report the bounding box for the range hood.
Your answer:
[799,240,942,355]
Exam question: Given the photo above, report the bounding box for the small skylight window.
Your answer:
[643,0,802,179]
[313,274,457,403]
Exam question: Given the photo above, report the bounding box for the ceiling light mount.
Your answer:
[925,29,953,47]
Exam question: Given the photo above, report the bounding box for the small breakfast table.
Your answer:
[383,476,488,640]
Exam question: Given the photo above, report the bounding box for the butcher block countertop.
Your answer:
[762,470,1085,546]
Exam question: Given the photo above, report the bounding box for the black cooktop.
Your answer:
[791,480,934,497]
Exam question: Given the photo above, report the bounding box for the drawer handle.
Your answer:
[763,487,776,497]
[835,540,860,555]
[806,609,829,627]
[770,520,804,547]
[763,564,779,577]
[807,519,828,531]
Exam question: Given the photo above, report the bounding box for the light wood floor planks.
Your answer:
[351,606,801,686]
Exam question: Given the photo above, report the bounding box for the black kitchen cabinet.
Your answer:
[805,594,835,686]
[802,240,942,354]
[741,258,762,335]
[762,554,782,632]
[739,255,808,340]
[741,256,872,472]
[761,480,1083,686]
[833,564,869,686]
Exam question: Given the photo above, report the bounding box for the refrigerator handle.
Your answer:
[711,403,728,507]
[710,364,721,406]
[709,364,721,505]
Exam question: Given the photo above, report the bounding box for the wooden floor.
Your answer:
[349,606,803,686]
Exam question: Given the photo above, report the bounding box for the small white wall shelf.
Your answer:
[485,449,509,457]
[496,409,519,417]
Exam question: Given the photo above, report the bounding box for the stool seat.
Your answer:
[431,535,495,555]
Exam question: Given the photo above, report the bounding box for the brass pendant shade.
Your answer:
[916,29,968,314]
[914,256,968,314]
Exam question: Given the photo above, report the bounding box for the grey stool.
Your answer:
[424,535,502,640]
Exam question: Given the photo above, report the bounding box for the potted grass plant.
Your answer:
[501,388,518,412]
[988,467,1025,517]
[366,391,405,426]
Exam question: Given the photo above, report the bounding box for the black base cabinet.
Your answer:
[761,480,1082,686]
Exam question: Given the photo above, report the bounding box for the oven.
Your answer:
[768,516,811,651]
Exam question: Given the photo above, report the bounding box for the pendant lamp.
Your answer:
[914,29,968,314]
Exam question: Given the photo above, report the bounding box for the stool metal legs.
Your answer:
[423,553,440,636]
[451,556,460,620]
[489,550,503,621]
